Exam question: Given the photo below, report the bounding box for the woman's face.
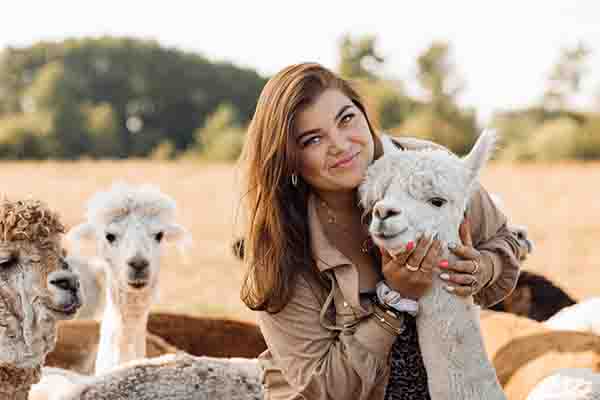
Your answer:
[293,89,375,193]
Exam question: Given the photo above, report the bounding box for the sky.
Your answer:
[2,1,600,122]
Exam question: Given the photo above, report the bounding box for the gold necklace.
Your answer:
[317,197,375,254]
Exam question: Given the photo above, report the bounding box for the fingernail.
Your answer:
[406,241,414,251]
[448,242,457,250]
[444,285,455,292]
[439,260,449,268]
[440,273,449,280]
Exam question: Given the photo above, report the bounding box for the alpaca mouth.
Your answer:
[373,232,398,240]
[49,301,81,318]
[128,280,149,289]
[372,226,408,241]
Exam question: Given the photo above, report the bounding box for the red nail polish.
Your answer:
[439,260,449,268]
[406,241,414,251]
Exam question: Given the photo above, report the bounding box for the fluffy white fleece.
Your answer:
[359,130,506,400]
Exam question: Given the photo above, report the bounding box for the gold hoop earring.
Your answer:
[291,173,298,187]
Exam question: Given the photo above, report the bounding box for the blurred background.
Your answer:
[0,1,598,320]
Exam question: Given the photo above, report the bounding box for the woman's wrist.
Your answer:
[371,300,405,335]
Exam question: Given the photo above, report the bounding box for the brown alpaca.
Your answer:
[0,198,82,399]
[489,270,576,322]
[45,312,266,374]
[480,310,600,400]
[45,320,177,374]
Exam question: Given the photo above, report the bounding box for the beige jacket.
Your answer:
[257,137,521,400]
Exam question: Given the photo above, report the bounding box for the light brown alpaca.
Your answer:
[0,198,82,400]
[45,320,177,374]
[45,312,266,374]
[480,310,600,400]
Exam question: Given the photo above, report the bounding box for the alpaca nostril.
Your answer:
[128,258,149,271]
[373,204,400,221]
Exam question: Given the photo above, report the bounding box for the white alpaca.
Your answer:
[67,255,107,320]
[0,198,82,400]
[527,369,600,400]
[544,298,600,333]
[66,183,191,375]
[359,130,506,400]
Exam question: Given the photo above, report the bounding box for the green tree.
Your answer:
[185,103,245,161]
[338,34,384,80]
[543,42,590,111]
[410,41,477,154]
[0,112,52,159]
[83,102,120,157]
[0,37,267,159]
[417,41,464,110]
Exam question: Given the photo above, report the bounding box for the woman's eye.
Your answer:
[340,113,355,125]
[429,197,447,208]
[302,136,321,147]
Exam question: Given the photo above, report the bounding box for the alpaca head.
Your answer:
[66,183,191,297]
[0,198,82,368]
[359,130,497,255]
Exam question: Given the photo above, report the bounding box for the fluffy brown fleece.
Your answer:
[0,198,65,247]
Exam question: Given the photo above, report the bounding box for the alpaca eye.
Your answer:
[429,197,447,208]
[105,233,117,244]
[50,278,72,291]
[154,232,164,243]
[0,255,15,269]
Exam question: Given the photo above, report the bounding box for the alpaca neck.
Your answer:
[0,364,40,400]
[416,229,506,400]
[95,280,152,376]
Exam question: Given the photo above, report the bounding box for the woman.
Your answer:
[240,63,520,400]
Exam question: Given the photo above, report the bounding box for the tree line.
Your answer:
[0,35,598,161]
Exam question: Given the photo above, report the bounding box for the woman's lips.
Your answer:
[331,152,359,169]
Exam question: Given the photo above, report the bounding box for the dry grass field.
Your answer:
[1,160,599,323]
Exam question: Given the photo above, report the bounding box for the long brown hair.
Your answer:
[239,63,378,313]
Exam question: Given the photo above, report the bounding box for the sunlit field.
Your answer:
[2,161,599,323]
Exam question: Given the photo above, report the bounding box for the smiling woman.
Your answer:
[239,63,521,400]
[293,90,374,192]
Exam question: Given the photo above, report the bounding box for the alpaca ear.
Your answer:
[66,222,96,255]
[462,129,498,180]
[66,222,96,242]
[163,223,193,250]
[358,180,373,211]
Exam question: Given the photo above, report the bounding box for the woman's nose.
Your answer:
[328,129,349,154]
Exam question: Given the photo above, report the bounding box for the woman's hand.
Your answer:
[439,218,494,296]
[380,234,444,300]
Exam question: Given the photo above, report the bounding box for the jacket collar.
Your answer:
[308,193,352,272]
